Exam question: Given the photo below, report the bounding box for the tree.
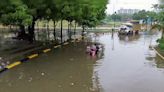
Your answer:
[21,0,46,42]
[77,0,108,36]
[152,0,164,39]
[132,10,157,22]
[0,0,108,43]
[132,10,148,20]
[48,1,60,41]
[111,13,121,21]
[151,0,164,49]
[0,0,32,40]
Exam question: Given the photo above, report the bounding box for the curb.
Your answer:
[153,47,164,60]
[0,38,82,74]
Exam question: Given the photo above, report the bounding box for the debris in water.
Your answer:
[28,77,33,82]
[70,83,74,86]
[41,73,45,76]
[6,61,10,65]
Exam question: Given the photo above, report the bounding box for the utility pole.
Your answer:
[114,12,117,30]
[146,15,149,31]
[112,12,117,37]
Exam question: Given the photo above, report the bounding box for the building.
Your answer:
[117,8,140,14]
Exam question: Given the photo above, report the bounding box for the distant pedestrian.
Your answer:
[86,45,91,53]
[95,44,99,54]
[91,44,96,51]
[90,44,96,56]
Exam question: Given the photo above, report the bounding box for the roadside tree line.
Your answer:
[103,10,157,23]
[154,0,164,49]
[0,0,108,43]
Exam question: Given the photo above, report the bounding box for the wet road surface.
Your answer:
[0,31,164,92]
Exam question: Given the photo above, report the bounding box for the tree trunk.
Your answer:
[67,21,70,40]
[53,21,56,41]
[36,21,39,41]
[18,25,26,40]
[28,18,36,43]
[82,25,85,39]
[74,22,77,39]
[61,20,63,43]
[70,21,72,40]
[19,25,25,34]
[47,20,50,41]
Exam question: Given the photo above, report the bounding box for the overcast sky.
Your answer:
[106,0,159,14]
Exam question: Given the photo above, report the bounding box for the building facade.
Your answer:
[117,9,140,14]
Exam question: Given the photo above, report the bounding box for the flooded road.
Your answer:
[94,32,164,92]
[0,31,164,92]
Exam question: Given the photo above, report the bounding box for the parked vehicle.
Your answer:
[118,23,139,35]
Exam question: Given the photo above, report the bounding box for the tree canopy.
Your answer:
[132,10,157,21]
[0,0,108,27]
[0,0,108,42]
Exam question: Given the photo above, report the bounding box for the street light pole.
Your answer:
[146,15,149,31]
[111,12,117,40]
[112,12,117,34]
[114,12,117,30]
[111,12,117,50]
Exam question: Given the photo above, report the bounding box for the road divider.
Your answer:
[63,42,69,45]
[6,61,21,69]
[0,38,83,74]
[20,58,29,62]
[28,54,39,59]
[153,47,164,60]
[54,45,61,48]
[43,49,51,53]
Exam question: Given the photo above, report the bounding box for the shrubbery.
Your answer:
[157,38,164,50]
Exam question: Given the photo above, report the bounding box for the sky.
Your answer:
[106,0,159,14]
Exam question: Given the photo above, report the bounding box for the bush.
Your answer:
[159,43,164,50]
[157,38,164,50]
[157,38,164,43]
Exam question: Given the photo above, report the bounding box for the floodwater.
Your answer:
[0,31,164,92]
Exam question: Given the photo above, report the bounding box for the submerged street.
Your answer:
[0,0,164,91]
[0,31,164,92]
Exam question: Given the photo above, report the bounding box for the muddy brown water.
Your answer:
[0,31,164,92]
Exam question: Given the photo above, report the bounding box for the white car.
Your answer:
[118,24,133,35]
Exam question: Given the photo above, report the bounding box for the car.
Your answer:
[118,23,138,35]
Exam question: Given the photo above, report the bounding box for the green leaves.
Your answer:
[132,10,157,22]
[1,4,32,26]
[0,0,108,28]
[74,0,108,27]
[157,11,164,25]
[157,0,164,25]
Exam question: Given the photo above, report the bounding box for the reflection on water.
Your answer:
[0,31,164,92]
[93,31,164,92]
[154,55,164,68]
[0,41,104,92]
[35,29,82,42]
[118,34,140,43]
